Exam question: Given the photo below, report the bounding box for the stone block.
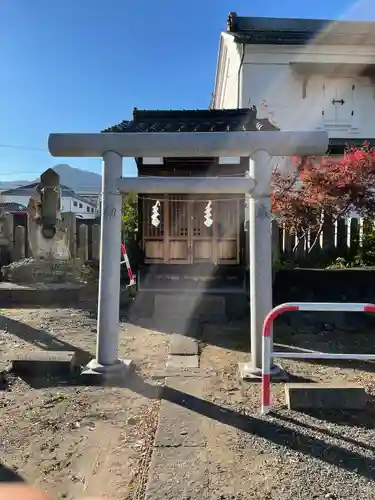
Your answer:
[1,257,85,284]
[169,334,198,355]
[285,383,368,410]
[166,354,199,369]
[0,282,85,307]
[11,350,79,376]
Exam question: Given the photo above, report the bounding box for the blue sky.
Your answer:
[0,0,373,184]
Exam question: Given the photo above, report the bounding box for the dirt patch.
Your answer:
[0,306,169,499]
[3,305,375,499]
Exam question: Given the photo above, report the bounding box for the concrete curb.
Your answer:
[0,283,87,307]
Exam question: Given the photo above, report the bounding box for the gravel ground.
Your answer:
[198,320,375,500]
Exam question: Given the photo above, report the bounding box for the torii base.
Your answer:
[81,358,135,383]
[238,362,288,382]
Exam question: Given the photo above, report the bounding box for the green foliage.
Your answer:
[122,192,138,240]
[355,232,375,266]
[121,192,139,273]
[300,232,375,269]
[326,257,350,269]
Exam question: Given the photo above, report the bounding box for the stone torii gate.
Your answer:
[48,130,328,379]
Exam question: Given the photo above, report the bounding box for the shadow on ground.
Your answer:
[0,462,25,482]
[0,315,92,360]
[8,370,375,482]
[127,314,250,353]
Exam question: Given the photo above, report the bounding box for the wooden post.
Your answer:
[350,218,360,254]
[284,229,294,259]
[78,224,89,262]
[14,225,26,261]
[163,194,169,262]
[62,212,77,258]
[294,236,306,261]
[271,220,280,264]
[336,217,348,254]
[92,223,100,262]
[4,213,14,261]
[322,214,335,251]
[212,199,218,265]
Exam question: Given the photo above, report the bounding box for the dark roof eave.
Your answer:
[230,31,317,45]
[102,108,279,134]
[226,13,375,46]
[327,137,375,154]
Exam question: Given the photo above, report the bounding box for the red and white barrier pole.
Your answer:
[261,302,375,415]
[261,304,298,415]
[120,243,136,287]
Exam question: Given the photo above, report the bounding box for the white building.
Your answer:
[1,182,98,219]
[212,13,375,168]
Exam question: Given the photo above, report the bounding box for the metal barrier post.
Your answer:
[120,243,136,286]
[261,302,375,415]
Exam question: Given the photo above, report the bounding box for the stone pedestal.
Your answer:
[1,257,88,284]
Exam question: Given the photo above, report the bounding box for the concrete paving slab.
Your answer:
[169,333,199,355]
[285,383,368,410]
[11,350,79,376]
[154,400,206,447]
[145,447,209,500]
[151,367,216,379]
[166,354,199,369]
[145,447,274,499]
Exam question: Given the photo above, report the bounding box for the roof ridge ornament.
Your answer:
[227,12,238,32]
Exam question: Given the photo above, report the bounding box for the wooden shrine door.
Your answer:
[141,195,240,265]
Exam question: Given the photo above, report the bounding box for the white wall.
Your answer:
[214,39,375,172]
[3,194,97,219]
[1,195,30,207]
[61,196,97,219]
[240,44,375,137]
[213,34,243,109]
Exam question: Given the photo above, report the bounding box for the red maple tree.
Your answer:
[271,143,375,252]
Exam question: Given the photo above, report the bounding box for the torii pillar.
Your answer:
[48,130,328,379]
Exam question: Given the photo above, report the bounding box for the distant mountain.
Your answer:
[0,179,31,190]
[52,164,102,192]
[0,164,102,192]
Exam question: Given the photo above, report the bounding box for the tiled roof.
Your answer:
[102,107,280,134]
[226,12,375,46]
[1,182,75,197]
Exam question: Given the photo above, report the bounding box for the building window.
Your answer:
[79,203,83,208]
[73,201,77,207]
[86,206,90,212]
[91,208,94,213]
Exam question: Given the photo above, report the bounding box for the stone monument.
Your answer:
[1,169,86,284]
